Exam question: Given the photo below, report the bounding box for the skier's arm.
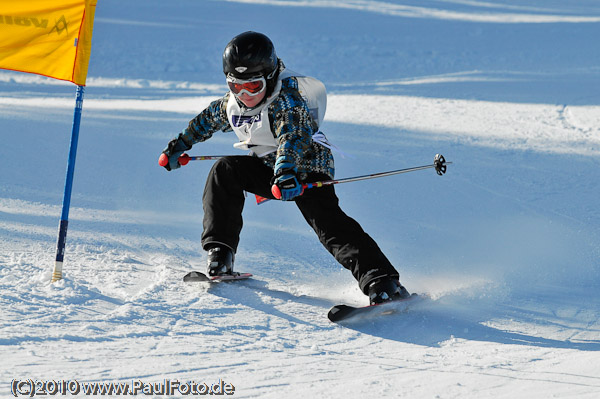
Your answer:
[160,95,231,171]
[270,82,314,199]
[183,93,231,144]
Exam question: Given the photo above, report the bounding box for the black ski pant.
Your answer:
[201,156,399,294]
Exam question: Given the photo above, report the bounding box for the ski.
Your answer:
[183,271,252,283]
[328,293,423,322]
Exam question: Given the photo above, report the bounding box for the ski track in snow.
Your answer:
[1,0,600,398]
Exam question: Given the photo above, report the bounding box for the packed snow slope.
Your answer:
[1,0,600,398]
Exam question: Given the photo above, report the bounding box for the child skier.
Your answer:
[160,31,410,305]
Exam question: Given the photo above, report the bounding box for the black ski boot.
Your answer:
[206,245,234,276]
[368,277,411,305]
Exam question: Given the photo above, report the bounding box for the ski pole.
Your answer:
[271,154,451,199]
[158,153,226,167]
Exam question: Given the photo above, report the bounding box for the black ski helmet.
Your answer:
[222,31,278,80]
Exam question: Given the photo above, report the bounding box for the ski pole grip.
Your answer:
[272,183,311,199]
[178,153,190,166]
[159,153,190,167]
[158,153,168,167]
[271,184,282,199]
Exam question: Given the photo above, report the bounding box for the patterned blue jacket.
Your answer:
[176,76,334,181]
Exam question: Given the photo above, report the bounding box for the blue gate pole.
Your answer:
[52,85,85,283]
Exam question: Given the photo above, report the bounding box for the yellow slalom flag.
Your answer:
[0,0,97,86]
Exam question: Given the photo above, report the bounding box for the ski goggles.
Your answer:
[226,75,266,97]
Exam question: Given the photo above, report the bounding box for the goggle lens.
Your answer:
[227,78,265,96]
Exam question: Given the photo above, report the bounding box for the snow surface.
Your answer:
[1,0,600,397]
